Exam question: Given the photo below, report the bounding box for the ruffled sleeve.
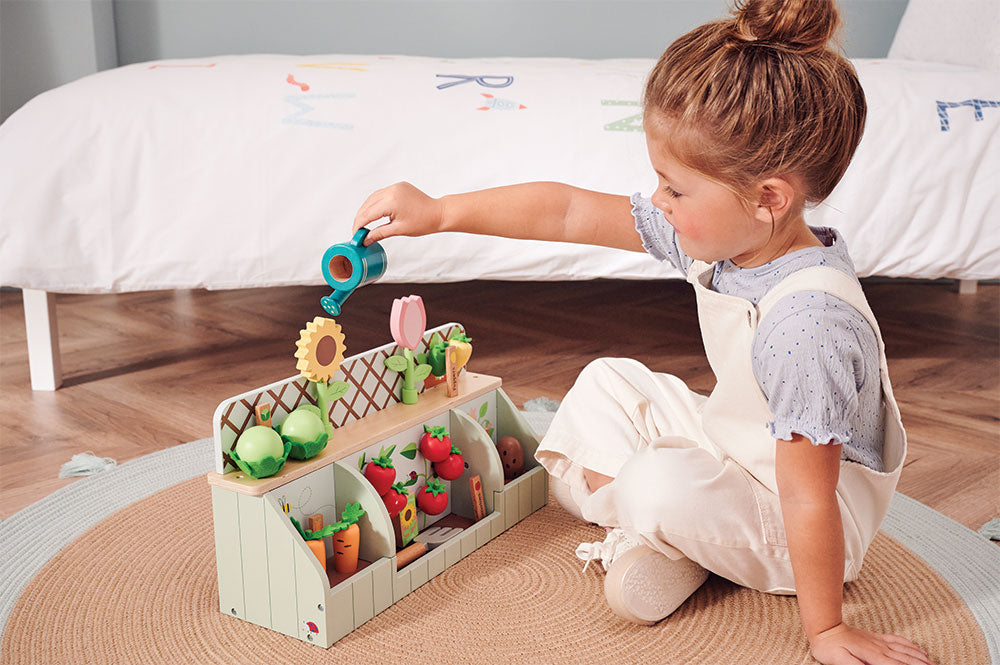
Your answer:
[754,299,869,447]
[630,192,691,273]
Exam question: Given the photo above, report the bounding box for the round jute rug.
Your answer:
[1,475,991,665]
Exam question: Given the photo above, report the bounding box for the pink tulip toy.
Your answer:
[384,295,433,404]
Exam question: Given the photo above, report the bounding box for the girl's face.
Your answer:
[644,119,771,266]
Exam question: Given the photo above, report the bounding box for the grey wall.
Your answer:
[1,0,909,124]
[1,0,117,122]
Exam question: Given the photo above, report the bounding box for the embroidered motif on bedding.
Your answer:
[936,98,1000,131]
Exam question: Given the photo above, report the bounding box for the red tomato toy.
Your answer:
[364,445,396,496]
[419,425,452,463]
[382,483,409,519]
[416,479,449,515]
[432,444,465,481]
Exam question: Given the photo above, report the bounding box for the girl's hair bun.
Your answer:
[730,0,841,54]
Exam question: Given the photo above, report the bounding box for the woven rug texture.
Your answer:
[1,410,997,664]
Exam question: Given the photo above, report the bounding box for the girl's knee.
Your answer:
[613,451,689,526]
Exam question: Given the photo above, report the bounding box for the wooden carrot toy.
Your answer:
[331,502,366,574]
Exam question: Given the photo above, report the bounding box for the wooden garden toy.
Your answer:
[293,317,350,456]
[497,436,525,481]
[319,228,388,316]
[207,321,549,648]
[417,330,474,394]
[289,513,337,572]
[331,502,366,574]
[469,474,487,521]
[384,295,433,404]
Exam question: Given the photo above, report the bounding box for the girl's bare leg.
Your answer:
[583,468,614,493]
[583,468,616,532]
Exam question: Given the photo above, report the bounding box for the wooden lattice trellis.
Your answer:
[213,322,466,474]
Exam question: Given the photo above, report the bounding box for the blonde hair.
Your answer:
[642,0,866,214]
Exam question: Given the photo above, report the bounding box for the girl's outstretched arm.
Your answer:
[352,181,644,252]
[777,434,936,665]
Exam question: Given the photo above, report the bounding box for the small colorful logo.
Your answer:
[477,93,525,111]
[304,621,319,634]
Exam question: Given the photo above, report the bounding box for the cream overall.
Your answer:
[536,260,907,594]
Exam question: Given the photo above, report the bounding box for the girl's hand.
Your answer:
[352,182,444,246]
[809,623,936,665]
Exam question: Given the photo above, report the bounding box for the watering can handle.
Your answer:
[351,228,370,246]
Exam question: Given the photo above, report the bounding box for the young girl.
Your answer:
[352,1,935,662]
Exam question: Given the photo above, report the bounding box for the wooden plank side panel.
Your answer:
[407,556,429,591]
[325,582,354,646]
[504,484,519,530]
[460,526,477,557]
[426,546,446,580]
[393,567,411,603]
[351,568,375,628]
[293,543,328,646]
[517,472,532,522]
[492,490,506,539]
[371,558,393,616]
[531,465,547,513]
[210,486,245,619]
[444,539,462,568]
[237,492,271,628]
[263,495,299,637]
[477,512,499,549]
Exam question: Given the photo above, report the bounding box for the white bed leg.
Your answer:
[958,279,978,295]
[23,289,63,391]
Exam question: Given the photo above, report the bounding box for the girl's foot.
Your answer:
[576,528,708,625]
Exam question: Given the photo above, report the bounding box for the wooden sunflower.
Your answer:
[295,317,347,383]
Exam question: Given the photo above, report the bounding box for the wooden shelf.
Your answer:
[206,372,501,496]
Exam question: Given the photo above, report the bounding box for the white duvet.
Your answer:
[0,54,997,293]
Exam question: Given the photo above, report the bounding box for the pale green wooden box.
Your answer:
[206,322,548,648]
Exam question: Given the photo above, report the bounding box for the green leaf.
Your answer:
[288,514,307,540]
[358,453,366,472]
[401,442,418,460]
[384,355,408,372]
[305,524,337,540]
[340,502,366,525]
[328,381,350,401]
[479,401,488,418]
[413,363,432,382]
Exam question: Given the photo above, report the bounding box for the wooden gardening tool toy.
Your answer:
[255,403,274,428]
[469,474,487,521]
[445,344,459,397]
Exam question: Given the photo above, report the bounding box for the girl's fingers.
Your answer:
[885,644,934,665]
[353,198,386,232]
[880,635,932,663]
[362,223,390,245]
[353,188,393,230]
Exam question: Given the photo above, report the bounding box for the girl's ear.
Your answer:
[754,177,797,224]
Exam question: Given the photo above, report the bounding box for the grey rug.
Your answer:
[2,408,998,662]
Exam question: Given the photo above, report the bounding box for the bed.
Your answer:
[1,53,998,389]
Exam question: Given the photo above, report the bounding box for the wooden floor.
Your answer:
[1,280,997,533]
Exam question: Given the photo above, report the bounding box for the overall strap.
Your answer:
[756,266,877,335]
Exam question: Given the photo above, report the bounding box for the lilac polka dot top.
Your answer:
[631,193,885,472]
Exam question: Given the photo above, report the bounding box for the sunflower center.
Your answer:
[316,336,339,366]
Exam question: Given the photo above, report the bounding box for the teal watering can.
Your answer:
[320,228,387,316]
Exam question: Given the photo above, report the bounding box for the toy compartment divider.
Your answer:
[448,407,505,517]
[496,388,543,480]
